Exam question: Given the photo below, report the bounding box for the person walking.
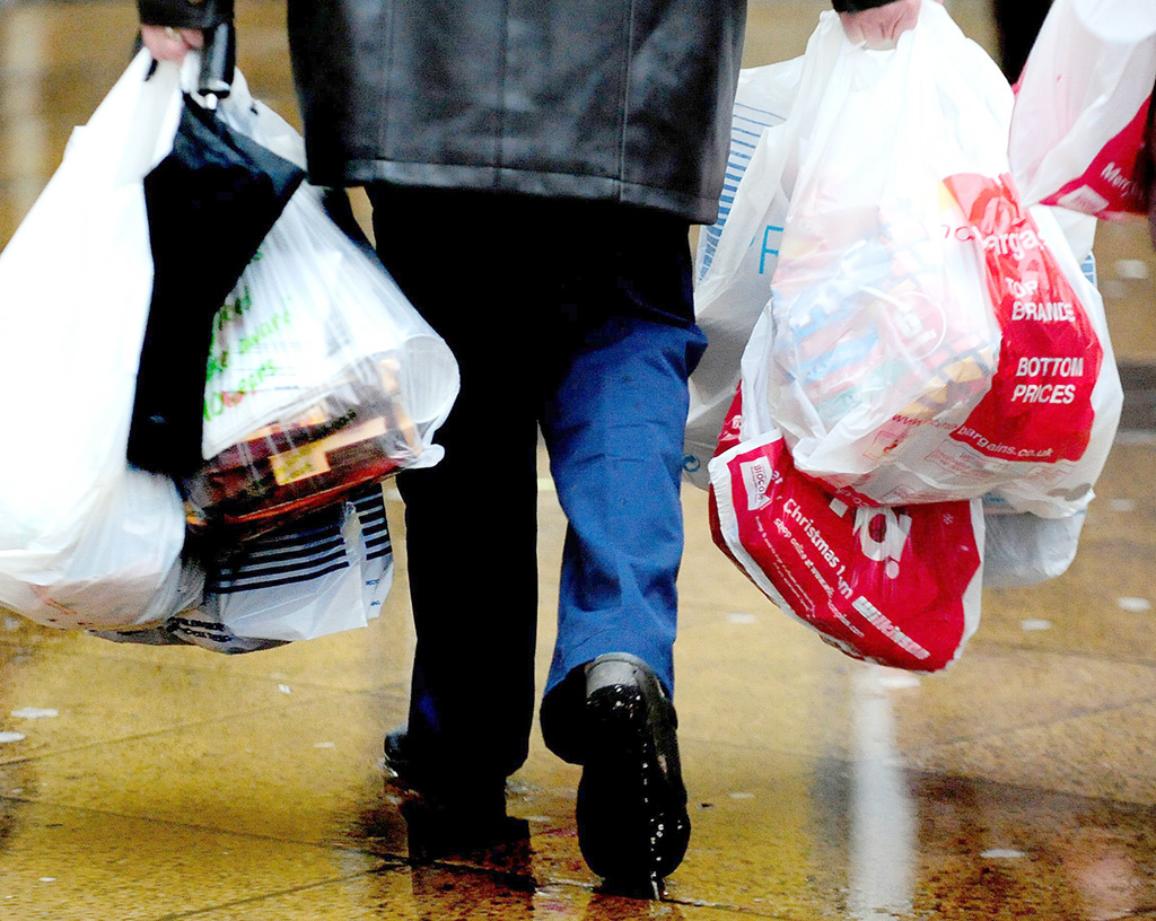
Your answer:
[140,0,924,893]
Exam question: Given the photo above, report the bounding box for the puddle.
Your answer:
[982,848,1026,860]
[878,673,921,690]
[11,708,58,720]
[1115,259,1150,281]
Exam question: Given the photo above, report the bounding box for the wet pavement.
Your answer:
[1,1,1155,919]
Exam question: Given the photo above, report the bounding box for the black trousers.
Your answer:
[369,187,705,782]
[993,0,1052,81]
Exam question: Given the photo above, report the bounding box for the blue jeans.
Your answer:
[370,188,705,779]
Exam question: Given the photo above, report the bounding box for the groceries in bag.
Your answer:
[709,389,984,672]
[185,252,451,533]
[0,52,442,647]
[741,2,1121,517]
[189,371,420,533]
[184,87,459,534]
[1010,0,1156,220]
[742,2,1002,501]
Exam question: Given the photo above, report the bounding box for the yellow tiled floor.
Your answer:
[1,1,1155,919]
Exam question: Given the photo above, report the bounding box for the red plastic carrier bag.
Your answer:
[709,391,984,672]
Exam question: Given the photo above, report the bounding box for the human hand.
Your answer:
[839,0,937,49]
[140,24,204,62]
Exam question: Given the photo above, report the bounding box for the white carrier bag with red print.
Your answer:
[709,388,985,673]
[1009,0,1156,221]
[745,1,1122,518]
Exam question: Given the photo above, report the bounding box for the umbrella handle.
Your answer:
[198,20,235,100]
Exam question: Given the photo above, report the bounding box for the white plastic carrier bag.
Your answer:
[0,50,442,637]
[683,59,805,488]
[184,73,460,534]
[0,53,189,629]
[982,506,1085,590]
[694,59,806,285]
[742,2,1122,517]
[1010,0,1156,220]
[708,388,985,673]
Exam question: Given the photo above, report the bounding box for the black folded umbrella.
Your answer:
[127,92,305,478]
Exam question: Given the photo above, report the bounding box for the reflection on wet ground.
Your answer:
[1,1,1155,919]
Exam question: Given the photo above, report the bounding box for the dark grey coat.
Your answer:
[284,1,747,223]
[139,0,891,222]
[142,0,748,223]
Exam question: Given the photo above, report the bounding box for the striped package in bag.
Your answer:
[93,487,392,652]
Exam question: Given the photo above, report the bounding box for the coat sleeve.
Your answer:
[830,0,900,10]
[138,0,232,29]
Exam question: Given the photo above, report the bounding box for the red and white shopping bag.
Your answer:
[742,1,1122,517]
[709,391,984,672]
[1010,0,1156,220]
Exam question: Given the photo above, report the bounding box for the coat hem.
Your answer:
[308,159,720,225]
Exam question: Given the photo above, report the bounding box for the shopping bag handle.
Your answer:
[198,21,235,100]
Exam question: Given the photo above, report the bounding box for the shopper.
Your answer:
[139,0,924,893]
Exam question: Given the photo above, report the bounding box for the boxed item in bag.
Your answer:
[187,353,425,531]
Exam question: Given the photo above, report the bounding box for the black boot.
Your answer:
[383,727,520,855]
[383,727,420,789]
[572,653,690,895]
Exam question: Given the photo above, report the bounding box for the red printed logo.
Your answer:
[945,173,1102,464]
[1041,96,1151,218]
